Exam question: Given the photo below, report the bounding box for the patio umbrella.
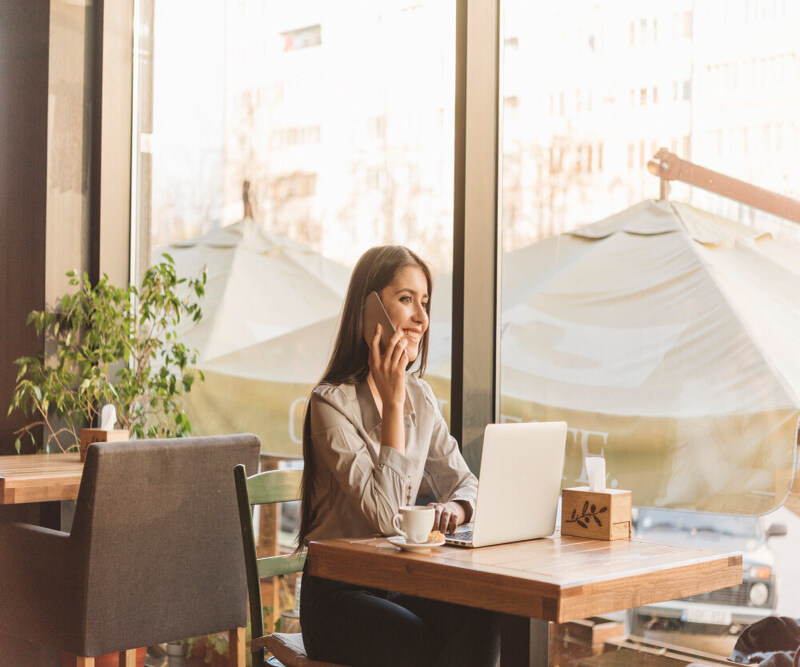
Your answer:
[428,199,800,514]
[155,220,350,362]
[153,222,349,454]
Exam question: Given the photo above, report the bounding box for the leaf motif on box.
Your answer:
[566,504,608,529]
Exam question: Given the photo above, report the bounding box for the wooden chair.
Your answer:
[233,464,347,667]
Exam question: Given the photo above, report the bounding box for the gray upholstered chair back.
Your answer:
[66,434,260,656]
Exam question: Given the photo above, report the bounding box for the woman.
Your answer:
[298,245,500,666]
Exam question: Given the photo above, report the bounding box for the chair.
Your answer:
[233,464,347,667]
[0,434,260,666]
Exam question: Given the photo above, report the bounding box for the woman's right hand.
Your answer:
[368,324,408,408]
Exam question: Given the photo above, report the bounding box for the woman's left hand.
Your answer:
[427,501,467,534]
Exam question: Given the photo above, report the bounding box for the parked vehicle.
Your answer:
[629,509,786,636]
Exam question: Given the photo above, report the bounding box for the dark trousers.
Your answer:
[300,568,500,667]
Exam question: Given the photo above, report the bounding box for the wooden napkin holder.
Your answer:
[79,428,129,461]
[561,487,632,541]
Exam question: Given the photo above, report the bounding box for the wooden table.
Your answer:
[308,534,742,667]
[0,453,83,505]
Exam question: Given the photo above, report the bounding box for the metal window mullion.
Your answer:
[452,0,502,474]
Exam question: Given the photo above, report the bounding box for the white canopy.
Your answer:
[499,199,800,417]
[156,220,349,362]
[428,200,800,513]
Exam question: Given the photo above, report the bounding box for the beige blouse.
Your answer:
[304,373,478,542]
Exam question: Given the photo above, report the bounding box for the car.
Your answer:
[629,508,786,636]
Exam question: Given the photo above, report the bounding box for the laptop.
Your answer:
[445,421,568,548]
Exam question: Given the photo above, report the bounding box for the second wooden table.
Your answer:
[0,453,83,505]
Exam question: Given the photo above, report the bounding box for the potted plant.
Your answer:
[8,255,206,453]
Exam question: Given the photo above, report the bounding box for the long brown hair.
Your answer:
[297,246,432,548]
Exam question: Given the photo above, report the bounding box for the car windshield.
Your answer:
[636,509,762,539]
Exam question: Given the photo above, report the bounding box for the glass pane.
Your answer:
[499,2,800,515]
[133,0,455,454]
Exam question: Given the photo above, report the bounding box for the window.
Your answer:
[499,0,800,527]
[366,166,383,191]
[133,0,456,453]
[270,172,317,199]
[271,125,321,149]
[128,0,800,538]
[368,115,387,140]
[280,24,322,52]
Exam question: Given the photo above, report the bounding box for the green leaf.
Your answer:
[14,438,21,454]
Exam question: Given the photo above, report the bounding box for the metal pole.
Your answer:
[647,148,800,223]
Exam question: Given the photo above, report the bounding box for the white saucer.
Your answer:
[387,535,446,552]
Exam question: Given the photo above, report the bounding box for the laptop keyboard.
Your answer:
[447,527,473,542]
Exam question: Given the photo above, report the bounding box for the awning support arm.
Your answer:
[647,148,800,224]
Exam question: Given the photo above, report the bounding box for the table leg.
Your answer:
[500,615,549,667]
[39,501,61,530]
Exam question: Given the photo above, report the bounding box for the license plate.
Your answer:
[680,607,732,625]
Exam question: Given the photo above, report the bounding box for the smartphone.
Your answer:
[363,291,396,349]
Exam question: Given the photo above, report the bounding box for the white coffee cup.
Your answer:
[392,505,435,544]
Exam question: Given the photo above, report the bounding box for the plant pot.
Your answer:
[166,641,188,666]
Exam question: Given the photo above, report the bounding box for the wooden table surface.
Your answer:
[0,453,83,504]
[308,534,742,666]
